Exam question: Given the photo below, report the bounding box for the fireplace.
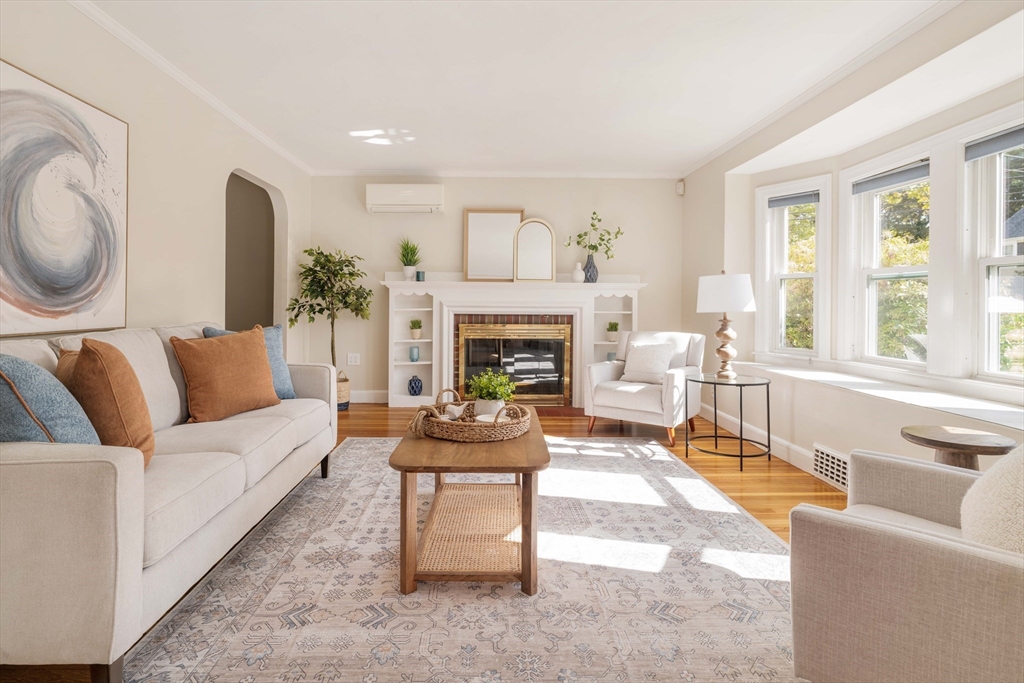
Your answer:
[456,318,572,406]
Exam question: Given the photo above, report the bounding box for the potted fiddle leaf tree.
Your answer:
[287,247,372,409]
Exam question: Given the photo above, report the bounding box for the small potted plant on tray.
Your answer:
[409,318,423,340]
[467,368,516,417]
[399,238,421,281]
[606,321,619,342]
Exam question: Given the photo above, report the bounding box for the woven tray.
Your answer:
[408,389,530,443]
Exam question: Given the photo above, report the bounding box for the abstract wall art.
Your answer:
[0,60,128,336]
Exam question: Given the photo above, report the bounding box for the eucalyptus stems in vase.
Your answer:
[563,211,623,283]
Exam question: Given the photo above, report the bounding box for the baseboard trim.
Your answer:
[351,390,388,404]
[698,403,815,475]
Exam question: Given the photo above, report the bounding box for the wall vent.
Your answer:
[813,444,849,490]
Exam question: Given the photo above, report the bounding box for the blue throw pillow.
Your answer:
[0,354,100,445]
[203,325,296,400]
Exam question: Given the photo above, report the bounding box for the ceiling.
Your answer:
[86,0,948,177]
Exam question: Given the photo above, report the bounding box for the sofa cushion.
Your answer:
[845,504,962,539]
[143,451,245,567]
[0,354,100,445]
[153,322,221,426]
[593,380,664,414]
[154,417,296,490]
[49,328,181,432]
[225,398,331,447]
[0,339,59,375]
[961,447,1023,553]
[204,325,296,400]
[64,340,156,466]
[170,327,280,423]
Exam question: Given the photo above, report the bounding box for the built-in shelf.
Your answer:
[395,339,432,343]
[395,361,433,366]
[394,307,433,312]
[594,341,618,345]
[595,311,632,315]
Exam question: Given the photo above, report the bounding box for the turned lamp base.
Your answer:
[714,314,738,380]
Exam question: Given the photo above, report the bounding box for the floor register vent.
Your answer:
[813,444,849,491]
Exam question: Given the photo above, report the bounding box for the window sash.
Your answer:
[980,257,1024,377]
[770,204,818,354]
[776,274,815,352]
[864,271,929,364]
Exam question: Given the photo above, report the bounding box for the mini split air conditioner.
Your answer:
[365,184,444,214]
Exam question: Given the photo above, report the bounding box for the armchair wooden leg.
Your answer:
[90,656,123,683]
[688,417,696,433]
[666,427,676,447]
[587,416,596,433]
[320,453,330,478]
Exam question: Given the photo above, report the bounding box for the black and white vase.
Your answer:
[583,254,599,283]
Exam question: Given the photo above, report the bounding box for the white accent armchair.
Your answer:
[790,450,1024,683]
[584,331,705,446]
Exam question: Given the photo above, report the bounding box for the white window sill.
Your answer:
[743,356,1023,431]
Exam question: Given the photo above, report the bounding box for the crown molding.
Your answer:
[69,0,316,176]
[313,169,681,180]
[678,0,962,178]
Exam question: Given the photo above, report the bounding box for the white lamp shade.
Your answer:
[696,273,756,313]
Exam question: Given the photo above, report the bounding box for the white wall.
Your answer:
[0,1,312,358]
[309,176,684,396]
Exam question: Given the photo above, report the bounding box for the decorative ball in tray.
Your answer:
[408,389,530,443]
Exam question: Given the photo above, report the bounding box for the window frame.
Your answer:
[754,175,831,361]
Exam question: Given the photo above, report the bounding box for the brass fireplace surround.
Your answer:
[458,323,571,406]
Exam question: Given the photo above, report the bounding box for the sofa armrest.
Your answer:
[663,366,701,427]
[790,504,1023,683]
[584,360,625,415]
[848,449,980,528]
[288,363,338,443]
[0,442,144,665]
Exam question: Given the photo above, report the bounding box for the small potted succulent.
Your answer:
[467,368,516,416]
[409,318,423,340]
[606,321,619,342]
[399,238,422,281]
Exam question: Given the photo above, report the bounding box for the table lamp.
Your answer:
[696,272,755,380]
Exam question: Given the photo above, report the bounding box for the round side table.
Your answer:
[684,373,771,471]
[900,425,1017,471]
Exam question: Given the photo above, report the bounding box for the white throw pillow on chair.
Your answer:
[621,343,675,384]
[961,447,1023,554]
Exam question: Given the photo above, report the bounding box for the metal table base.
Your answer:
[684,374,771,471]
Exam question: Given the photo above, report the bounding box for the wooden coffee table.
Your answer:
[388,405,550,595]
[901,425,1017,471]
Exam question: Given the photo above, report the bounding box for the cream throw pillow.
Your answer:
[621,343,675,384]
[961,447,1023,554]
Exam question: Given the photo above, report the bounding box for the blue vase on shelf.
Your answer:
[408,375,423,396]
[409,346,420,362]
[583,254,599,283]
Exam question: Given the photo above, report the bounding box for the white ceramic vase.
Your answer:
[410,328,422,340]
[474,398,505,416]
[607,330,619,342]
[403,265,416,281]
[571,262,586,283]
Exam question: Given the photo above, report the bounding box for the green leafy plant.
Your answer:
[286,247,372,368]
[606,321,619,332]
[564,211,623,259]
[409,319,422,330]
[466,368,516,401]
[399,238,422,267]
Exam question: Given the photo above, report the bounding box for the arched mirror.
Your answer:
[513,219,556,282]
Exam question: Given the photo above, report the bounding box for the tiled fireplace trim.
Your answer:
[453,314,574,405]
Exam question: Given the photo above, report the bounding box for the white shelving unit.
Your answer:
[594,294,637,364]
[387,291,435,407]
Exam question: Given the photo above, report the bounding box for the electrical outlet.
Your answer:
[347,353,360,366]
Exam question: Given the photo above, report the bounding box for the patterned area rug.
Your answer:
[126,437,797,682]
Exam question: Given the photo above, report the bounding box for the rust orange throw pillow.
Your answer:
[67,339,155,466]
[170,325,280,423]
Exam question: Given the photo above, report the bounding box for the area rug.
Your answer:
[125,437,797,682]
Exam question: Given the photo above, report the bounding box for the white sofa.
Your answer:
[584,331,705,445]
[0,323,337,681]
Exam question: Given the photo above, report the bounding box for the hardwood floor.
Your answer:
[1,404,844,683]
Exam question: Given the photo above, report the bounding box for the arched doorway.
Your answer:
[225,172,275,330]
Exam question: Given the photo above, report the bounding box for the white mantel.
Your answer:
[382,276,647,407]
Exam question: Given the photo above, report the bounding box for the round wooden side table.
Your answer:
[900,425,1017,471]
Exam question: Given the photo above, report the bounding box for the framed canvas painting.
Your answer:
[0,60,128,337]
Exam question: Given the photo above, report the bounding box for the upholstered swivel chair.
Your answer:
[584,331,705,446]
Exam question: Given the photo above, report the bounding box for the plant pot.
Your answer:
[607,330,619,343]
[410,328,422,340]
[337,371,350,411]
[403,265,416,281]
[583,254,599,283]
[474,398,505,416]
[571,262,586,283]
